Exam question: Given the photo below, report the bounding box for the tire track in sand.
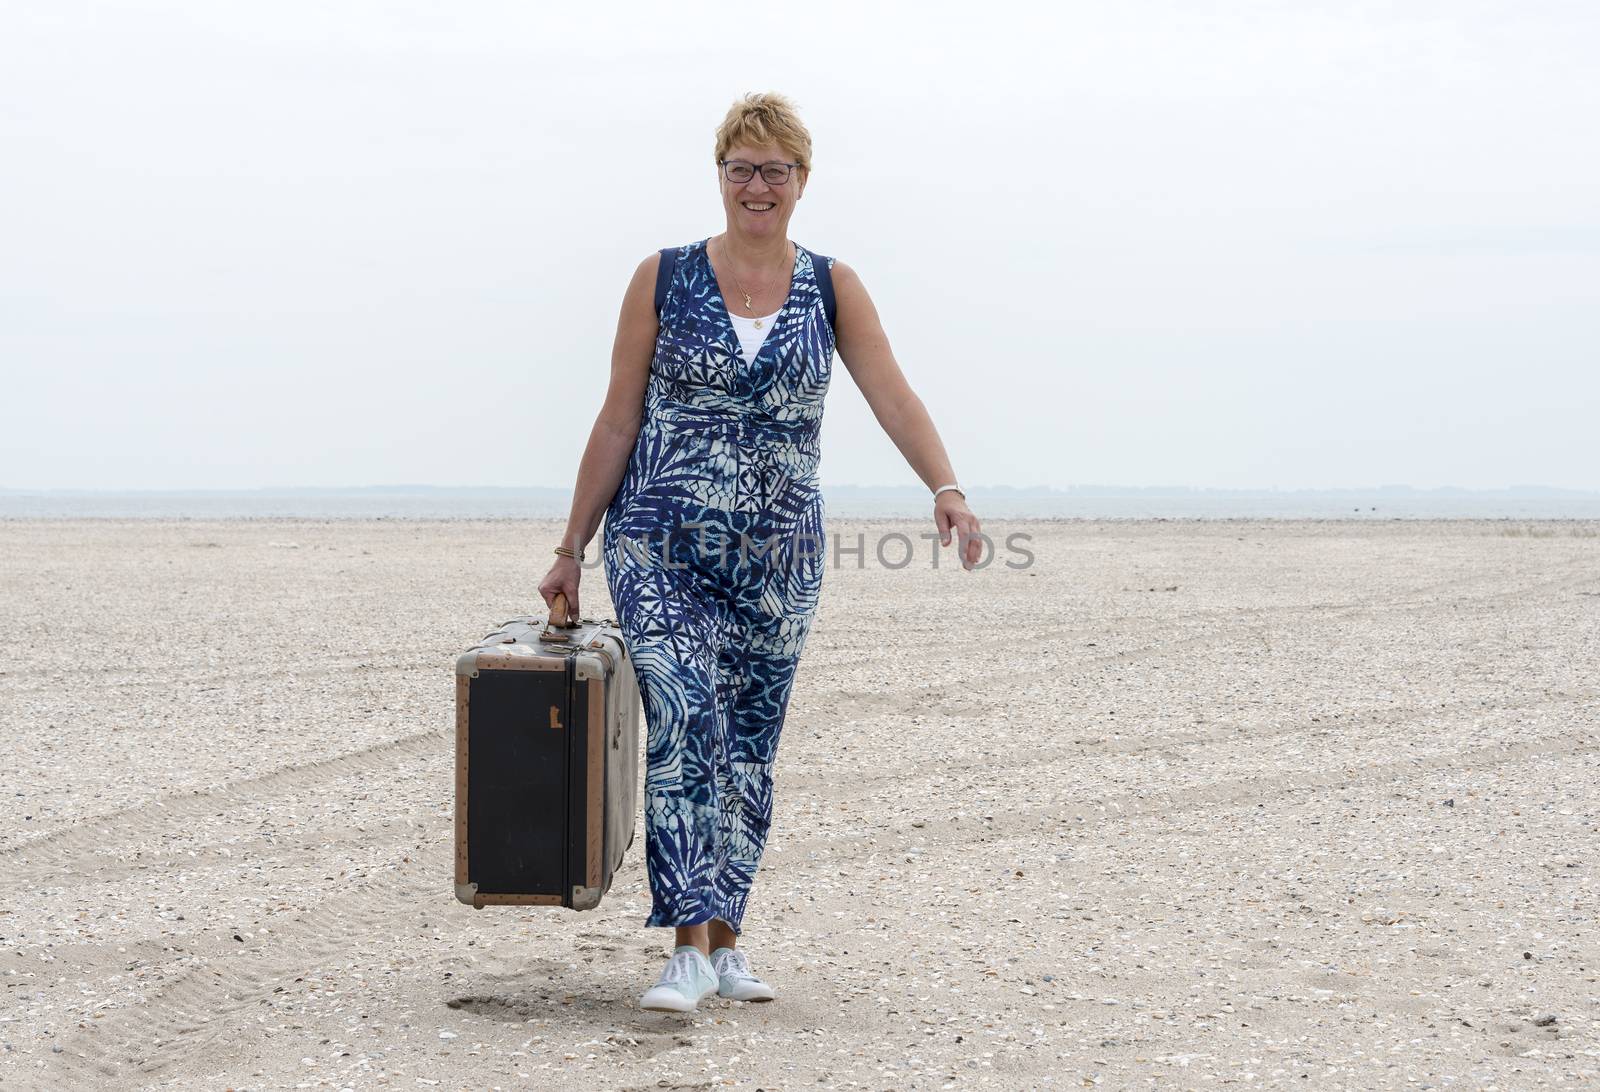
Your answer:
[0,727,446,882]
[43,858,443,1084]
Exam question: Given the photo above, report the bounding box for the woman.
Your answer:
[538,91,983,1013]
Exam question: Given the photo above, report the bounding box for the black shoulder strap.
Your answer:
[803,247,837,333]
[653,246,680,319]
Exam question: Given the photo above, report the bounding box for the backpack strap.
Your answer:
[803,247,837,334]
[653,246,681,319]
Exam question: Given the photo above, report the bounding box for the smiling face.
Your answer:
[719,141,806,243]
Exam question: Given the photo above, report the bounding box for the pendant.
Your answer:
[742,292,753,310]
[754,319,763,329]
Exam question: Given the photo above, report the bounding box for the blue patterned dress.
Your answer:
[602,237,835,936]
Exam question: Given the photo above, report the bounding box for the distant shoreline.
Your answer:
[5,484,1597,497]
[4,489,1600,521]
[6,484,1600,521]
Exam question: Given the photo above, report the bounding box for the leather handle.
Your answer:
[547,591,576,629]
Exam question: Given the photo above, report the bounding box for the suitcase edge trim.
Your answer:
[454,672,471,899]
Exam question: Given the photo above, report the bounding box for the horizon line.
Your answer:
[5,483,1600,497]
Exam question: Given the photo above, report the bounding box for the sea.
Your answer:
[3,486,1599,521]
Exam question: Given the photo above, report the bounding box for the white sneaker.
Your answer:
[639,945,720,1012]
[711,946,776,1002]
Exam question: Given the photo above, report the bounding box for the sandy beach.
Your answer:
[1,517,1596,1090]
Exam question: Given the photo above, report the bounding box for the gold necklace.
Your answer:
[718,237,789,329]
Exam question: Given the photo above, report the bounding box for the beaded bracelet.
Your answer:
[554,545,585,562]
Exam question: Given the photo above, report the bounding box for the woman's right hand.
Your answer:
[539,556,583,625]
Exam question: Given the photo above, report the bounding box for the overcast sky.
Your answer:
[2,0,1596,491]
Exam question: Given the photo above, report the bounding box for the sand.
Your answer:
[0,517,1596,1090]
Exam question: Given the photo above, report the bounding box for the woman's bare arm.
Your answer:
[831,259,983,568]
[539,253,659,619]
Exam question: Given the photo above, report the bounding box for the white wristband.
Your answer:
[933,483,964,499]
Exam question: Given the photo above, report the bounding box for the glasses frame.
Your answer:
[719,159,801,185]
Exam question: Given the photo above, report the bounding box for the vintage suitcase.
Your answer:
[454,593,641,910]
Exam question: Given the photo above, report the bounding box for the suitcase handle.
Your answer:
[544,590,577,633]
[534,593,620,643]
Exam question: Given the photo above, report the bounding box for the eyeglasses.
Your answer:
[719,159,800,185]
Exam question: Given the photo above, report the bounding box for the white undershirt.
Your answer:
[727,308,782,366]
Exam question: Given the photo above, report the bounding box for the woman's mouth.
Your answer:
[742,202,775,214]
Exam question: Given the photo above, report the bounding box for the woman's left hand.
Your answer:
[935,492,983,570]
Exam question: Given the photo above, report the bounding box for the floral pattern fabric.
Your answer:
[602,237,836,935]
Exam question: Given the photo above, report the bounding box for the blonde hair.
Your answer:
[713,91,813,175]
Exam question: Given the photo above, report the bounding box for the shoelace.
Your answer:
[658,951,706,987]
[717,949,759,982]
